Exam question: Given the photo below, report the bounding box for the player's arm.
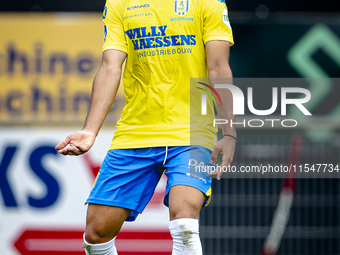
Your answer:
[82,49,126,136]
[55,49,126,156]
[206,40,236,180]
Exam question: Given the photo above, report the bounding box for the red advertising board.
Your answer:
[14,229,172,255]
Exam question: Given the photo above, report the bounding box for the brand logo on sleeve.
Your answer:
[223,8,231,29]
[174,0,190,16]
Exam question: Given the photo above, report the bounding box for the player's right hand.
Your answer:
[55,130,96,156]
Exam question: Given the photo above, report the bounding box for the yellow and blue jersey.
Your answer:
[103,0,234,150]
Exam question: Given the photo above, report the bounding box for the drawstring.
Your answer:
[163,146,168,165]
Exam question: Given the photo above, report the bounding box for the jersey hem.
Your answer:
[109,142,215,151]
[204,35,234,46]
[103,44,128,54]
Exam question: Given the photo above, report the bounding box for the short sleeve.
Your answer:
[202,0,234,46]
[102,0,128,53]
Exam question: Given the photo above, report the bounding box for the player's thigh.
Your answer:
[85,203,132,244]
[168,185,206,221]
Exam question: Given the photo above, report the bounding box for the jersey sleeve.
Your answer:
[102,0,128,53]
[202,0,234,46]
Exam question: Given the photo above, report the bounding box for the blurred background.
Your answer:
[1,1,340,255]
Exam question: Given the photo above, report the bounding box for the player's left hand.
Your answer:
[209,136,236,180]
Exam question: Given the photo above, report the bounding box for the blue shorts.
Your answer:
[85,146,213,221]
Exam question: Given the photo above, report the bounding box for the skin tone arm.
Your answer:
[205,40,236,180]
[55,49,127,155]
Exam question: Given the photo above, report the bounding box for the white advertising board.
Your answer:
[0,128,171,255]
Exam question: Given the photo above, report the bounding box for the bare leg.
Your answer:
[169,185,205,220]
[85,204,132,244]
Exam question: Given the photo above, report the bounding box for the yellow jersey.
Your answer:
[103,0,234,150]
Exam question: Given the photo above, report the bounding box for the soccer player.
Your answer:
[55,0,236,254]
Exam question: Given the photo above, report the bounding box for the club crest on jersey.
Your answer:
[174,0,190,16]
